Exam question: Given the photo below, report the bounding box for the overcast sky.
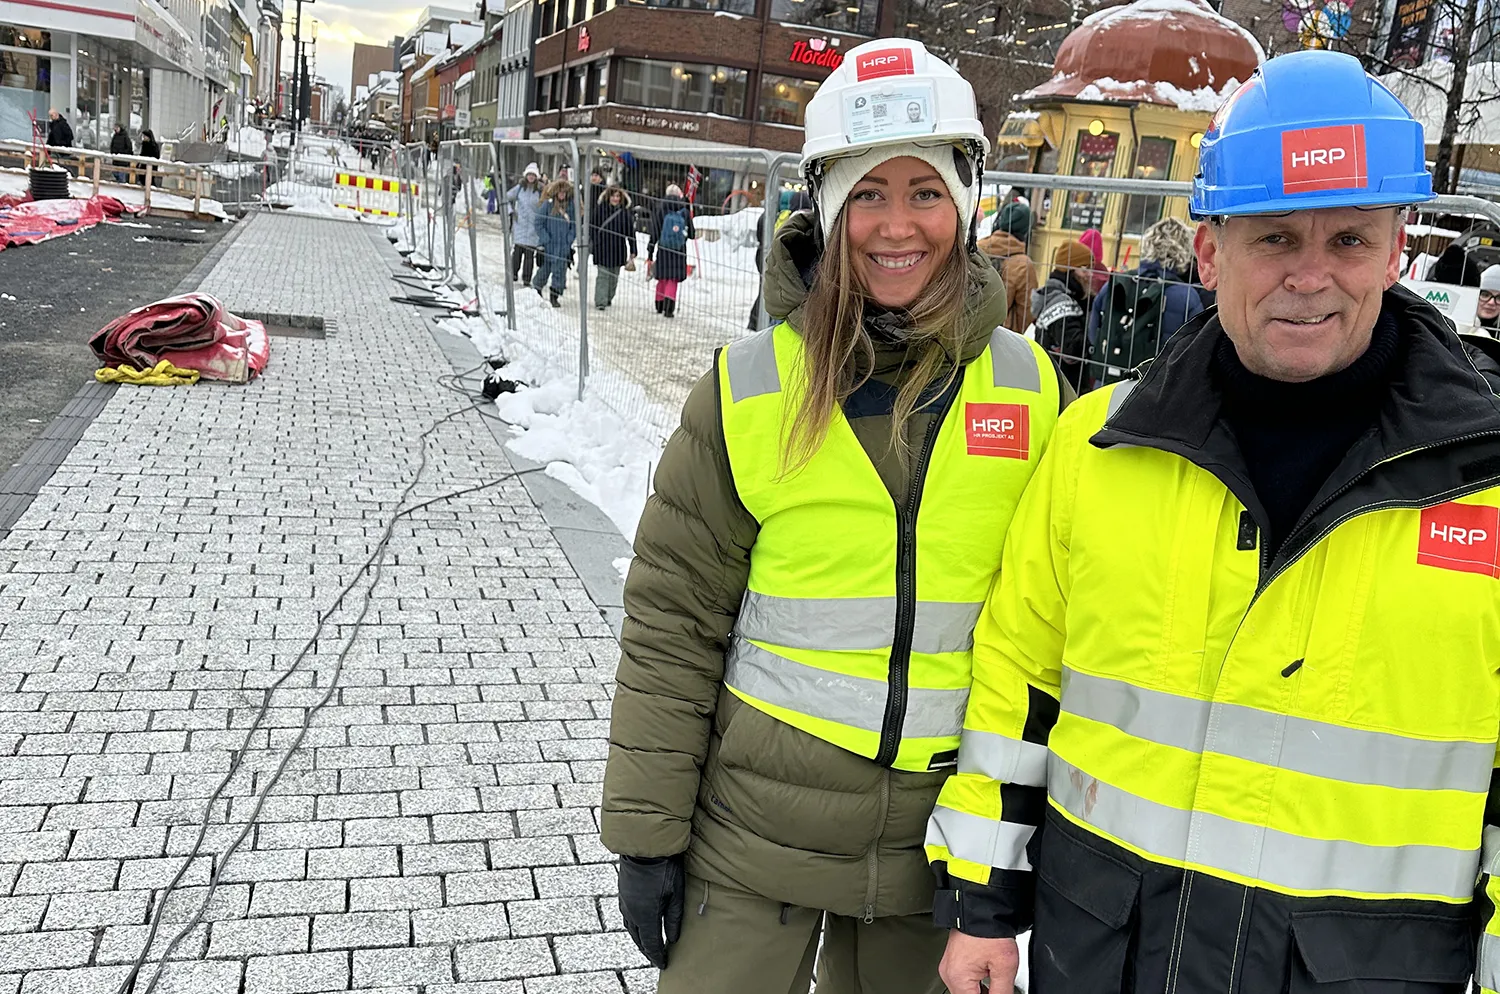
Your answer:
[291,0,477,98]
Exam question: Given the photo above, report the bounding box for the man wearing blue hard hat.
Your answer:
[927,49,1500,993]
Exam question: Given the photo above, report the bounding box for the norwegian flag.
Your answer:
[686,165,702,204]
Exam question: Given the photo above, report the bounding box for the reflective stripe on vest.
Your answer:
[1049,756,1481,901]
[1481,931,1500,993]
[718,322,1059,772]
[956,727,1048,788]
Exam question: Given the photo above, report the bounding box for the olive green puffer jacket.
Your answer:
[601,212,1069,919]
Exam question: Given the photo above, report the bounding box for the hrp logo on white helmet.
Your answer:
[854,47,915,81]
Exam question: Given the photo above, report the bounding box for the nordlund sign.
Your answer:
[788,37,844,70]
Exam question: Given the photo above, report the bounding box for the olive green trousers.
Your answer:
[656,874,949,994]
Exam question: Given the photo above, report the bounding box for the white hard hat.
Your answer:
[800,38,989,179]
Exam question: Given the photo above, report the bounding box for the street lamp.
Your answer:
[290,0,314,145]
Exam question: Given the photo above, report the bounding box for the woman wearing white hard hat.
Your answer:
[1479,264,1500,330]
[600,38,1071,993]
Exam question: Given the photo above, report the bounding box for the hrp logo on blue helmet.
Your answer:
[1281,124,1368,195]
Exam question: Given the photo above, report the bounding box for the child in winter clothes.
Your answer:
[532,179,577,307]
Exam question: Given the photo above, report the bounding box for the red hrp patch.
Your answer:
[1282,124,1368,195]
[966,403,1029,459]
[854,47,915,81]
[1417,502,1500,579]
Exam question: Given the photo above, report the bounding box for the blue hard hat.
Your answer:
[1190,50,1433,219]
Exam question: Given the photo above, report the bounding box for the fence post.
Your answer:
[91,155,100,197]
[493,143,516,334]
[193,169,202,217]
[143,164,153,209]
[571,140,587,401]
[463,144,484,322]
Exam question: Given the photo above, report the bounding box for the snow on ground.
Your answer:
[0,168,228,219]
[225,126,268,158]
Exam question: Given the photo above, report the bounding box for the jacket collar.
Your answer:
[1094,286,1500,577]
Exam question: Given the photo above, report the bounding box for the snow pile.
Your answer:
[1072,75,1237,112]
[694,207,763,251]
[226,127,269,157]
[440,313,661,541]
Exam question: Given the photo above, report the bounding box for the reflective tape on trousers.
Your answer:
[927,802,1035,872]
[1480,931,1500,992]
[1049,758,1480,900]
[957,727,1049,788]
[725,328,780,402]
[1061,668,1495,794]
[724,638,968,739]
[988,328,1043,393]
[735,591,983,654]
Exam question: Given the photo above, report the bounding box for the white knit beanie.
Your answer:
[1482,264,1500,293]
[815,143,975,245]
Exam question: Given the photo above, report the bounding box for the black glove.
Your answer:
[618,854,685,969]
[568,248,576,268]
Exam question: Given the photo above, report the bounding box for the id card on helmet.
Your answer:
[843,84,938,144]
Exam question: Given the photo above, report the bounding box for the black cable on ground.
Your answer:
[114,390,542,994]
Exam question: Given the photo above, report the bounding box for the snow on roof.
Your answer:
[1071,75,1240,111]
[1080,0,1267,63]
[456,70,475,89]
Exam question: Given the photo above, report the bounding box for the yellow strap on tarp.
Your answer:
[95,360,201,386]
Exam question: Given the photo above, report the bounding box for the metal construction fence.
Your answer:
[402,147,1500,450]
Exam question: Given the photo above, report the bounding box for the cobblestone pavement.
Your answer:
[0,214,650,994]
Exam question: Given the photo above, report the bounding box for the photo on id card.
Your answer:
[843,84,937,143]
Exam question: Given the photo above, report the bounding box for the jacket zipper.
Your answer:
[863,767,890,924]
[874,383,959,768]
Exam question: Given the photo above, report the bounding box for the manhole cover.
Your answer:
[235,311,330,340]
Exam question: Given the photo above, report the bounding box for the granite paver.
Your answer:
[0,215,640,990]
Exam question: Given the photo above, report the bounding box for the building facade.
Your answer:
[352,41,396,96]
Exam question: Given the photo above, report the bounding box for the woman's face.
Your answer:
[610,191,623,205]
[555,190,568,203]
[1481,289,1500,321]
[844,156,958,309]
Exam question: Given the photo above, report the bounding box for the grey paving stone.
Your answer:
[150,961,245,994]
[505,898,599,937]
[400,842,487,876]
[515,809,594,837]
[343,818,429,847]
[621,971,657,994]
[257,822,343,850]
[250,879,346,917]
[411,903,508,944]
[207,915,310,958]
[399,788,479,816]
[348,876,442,912]
[13,860,116,894]
[522,974,624,994]
[428,984,524,994]
[554,932,649,972]
[534,864,616,898]
[156,884,252,923]
[487,838,574,869]
[0,896,46,933]
[310,911,409,951]
[41,889,149,929]
[444,870,535,906]
[351,945,454,987]
[0,832,69,862]
[17,966,130,994]
[431,813,518,843]
[93,922,209,964]
[117,855,211,891]
[219,849,307,883]
[68,826,167,859]
[0,930,94,970]
[307,846,397,880]
[244,951,349,994]
[454,938,556,981]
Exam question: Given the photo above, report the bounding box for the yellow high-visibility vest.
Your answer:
[717,321,1059,772]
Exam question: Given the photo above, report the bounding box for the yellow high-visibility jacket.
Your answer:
[718,321,1059,772]
[927,289,1500,991]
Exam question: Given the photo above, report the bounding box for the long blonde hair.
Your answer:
[784,219,971,472]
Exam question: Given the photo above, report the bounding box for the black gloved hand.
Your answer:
[568,248,576,268]
[618,854,685,970]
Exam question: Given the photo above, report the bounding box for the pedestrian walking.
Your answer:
[590,184,637,310]
[138,129,161,187]
[531,178,575,308]
[601,38,1072,994]
[1086,215,1204,388]
[506,164,544,284]
[977,190,1036,335]
[483,174,497,214]
[109,125,133,183]
[45,108,73,150]
[932,50,1500,994]
[1030,241,1094,392]
[648,184,695,318]
[1480,264,1500,331]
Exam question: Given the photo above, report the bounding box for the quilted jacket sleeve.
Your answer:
[600,366,758,858]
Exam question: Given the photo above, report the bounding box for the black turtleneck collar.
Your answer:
[1211,312,1402,557]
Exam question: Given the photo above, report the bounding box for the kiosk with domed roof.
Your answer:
[1002,0,1263,269]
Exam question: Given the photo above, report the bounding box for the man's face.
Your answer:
[48,110,58,121]
[1194,207,1405,382]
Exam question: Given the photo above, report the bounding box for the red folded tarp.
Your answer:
[90,292,270,384]
[0,195,143,251]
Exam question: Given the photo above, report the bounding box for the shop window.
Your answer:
[0,27,55,144]
[616,59,748,117]
[566,66,586,107]
[770,0,877,37]
[1123,136,1175,237]
[757,73,819,127]
[1062,129,1119,231]
[638,0,756,13]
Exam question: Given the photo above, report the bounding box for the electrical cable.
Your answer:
[114,388,541,994]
